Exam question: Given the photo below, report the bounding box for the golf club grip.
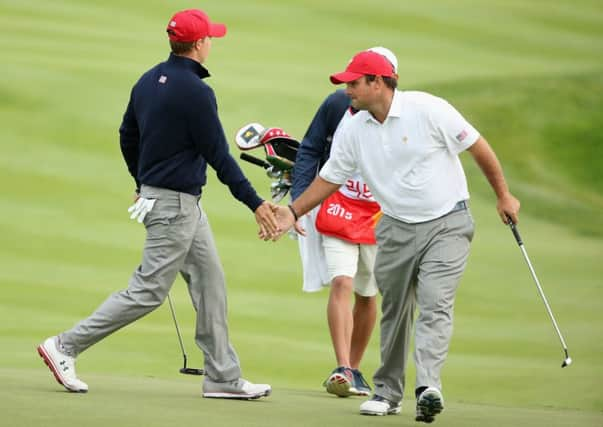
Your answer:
[240,153,270,169]
[506,215,523,246]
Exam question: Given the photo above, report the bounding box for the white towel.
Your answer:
[296,206,330,292]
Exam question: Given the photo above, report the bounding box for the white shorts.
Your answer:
[322,235,378,297]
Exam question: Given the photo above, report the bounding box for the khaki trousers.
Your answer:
[60,185,241,382]
[372,208,474,402]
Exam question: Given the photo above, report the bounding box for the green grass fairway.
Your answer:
[1,0,602,426]
[2,369,601,427]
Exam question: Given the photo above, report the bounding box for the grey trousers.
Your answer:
[372,208,474,403]
[60,185,241,382]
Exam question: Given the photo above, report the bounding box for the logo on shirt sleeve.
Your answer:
[158,75,167,84]
[456,129,468,142]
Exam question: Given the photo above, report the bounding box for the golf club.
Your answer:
[166,293,205,375]
[506,216,572,368]
[240,152,271,169]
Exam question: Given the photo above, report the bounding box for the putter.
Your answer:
[166,293,205,375]
[507,216,572,368]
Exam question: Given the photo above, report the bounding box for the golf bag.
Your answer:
[235,123,300,202]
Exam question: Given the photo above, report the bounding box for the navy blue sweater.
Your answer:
[291,90,351,200]
[119,54,263,212]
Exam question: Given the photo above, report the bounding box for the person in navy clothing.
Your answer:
[37,9,275,400]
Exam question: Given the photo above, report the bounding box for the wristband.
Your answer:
[287,204,299,221]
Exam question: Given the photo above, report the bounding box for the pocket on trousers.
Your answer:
[434,211,474,262]
[143,197,182,229]
[375,215,391,246]
[444,210,474,240]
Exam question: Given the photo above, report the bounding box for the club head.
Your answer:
[180,367,205,376]
[270,182,290,203]
[235,123,266,150]
[561,357,572,368]
[266,167,283,179]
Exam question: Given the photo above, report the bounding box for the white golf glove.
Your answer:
[128,197,156,223]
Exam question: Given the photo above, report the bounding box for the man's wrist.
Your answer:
[287,204,299,221]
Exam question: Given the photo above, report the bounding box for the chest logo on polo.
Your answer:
[158,75,167,84]
[402,136,408,144]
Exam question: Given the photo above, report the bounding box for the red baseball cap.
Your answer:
[330,51,394,84]
[166,9,227,42]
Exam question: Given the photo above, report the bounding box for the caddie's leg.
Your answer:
[180,202,241,382]
[323,236,359,368]
[60,186,195,356]
[372,215,417,403]
[327,275,354,368]
[350,294,376,368]
[414,209,474,391]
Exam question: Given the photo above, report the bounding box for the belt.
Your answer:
[449,200,468,214]
[405,200,469,224]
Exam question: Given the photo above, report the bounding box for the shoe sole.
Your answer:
[325,373,353,397]
[416,392,443,423]
[360,407,401,416]
[203,388,271,400]
[360,401,402,416]
[351,388,371,397]
[37,345,87,393]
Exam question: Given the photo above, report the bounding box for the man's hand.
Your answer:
[293,218,306,236]
[497,192,520,225]
[128,197,156,223]
[259,176,340,241]
[259,205,296,241]
[468,137,521,225]
[254,201,279,239]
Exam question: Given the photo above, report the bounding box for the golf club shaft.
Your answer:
[240,152,270,169]
[166,293,188,367]
[508,220,569,352]
[517,244,569,350]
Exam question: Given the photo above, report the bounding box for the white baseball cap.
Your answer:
[367,46,398,74]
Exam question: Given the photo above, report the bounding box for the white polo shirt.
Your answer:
[333,109,376,202]
[320,90,480,223]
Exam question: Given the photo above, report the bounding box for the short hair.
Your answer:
[169,40,195,55]
[365,75,398,90]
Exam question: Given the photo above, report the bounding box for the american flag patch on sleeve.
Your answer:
[456,129,468,142]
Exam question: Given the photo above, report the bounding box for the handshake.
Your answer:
[235,122,306,241]
[126,195,301,241]
[253,201,304,242]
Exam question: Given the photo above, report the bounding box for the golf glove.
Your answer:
[128,197,156,223]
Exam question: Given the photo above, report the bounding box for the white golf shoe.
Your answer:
[323,366,354,397]
[37,336,88,393]
[359,395,401,415]
[202,378,271,400]
[416,387,444,423]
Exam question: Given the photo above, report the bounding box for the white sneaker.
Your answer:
[359,395,401,416]
[416,387,444,423]
[323,366,354,397]
[37,336,88,393]
[202,378,271,400]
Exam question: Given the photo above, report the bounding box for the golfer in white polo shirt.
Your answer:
[268,50,520,423]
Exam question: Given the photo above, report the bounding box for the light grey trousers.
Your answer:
[372,208,474,403]
[60,185,241,382]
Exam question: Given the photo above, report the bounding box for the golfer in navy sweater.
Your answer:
[38,9,275,400]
